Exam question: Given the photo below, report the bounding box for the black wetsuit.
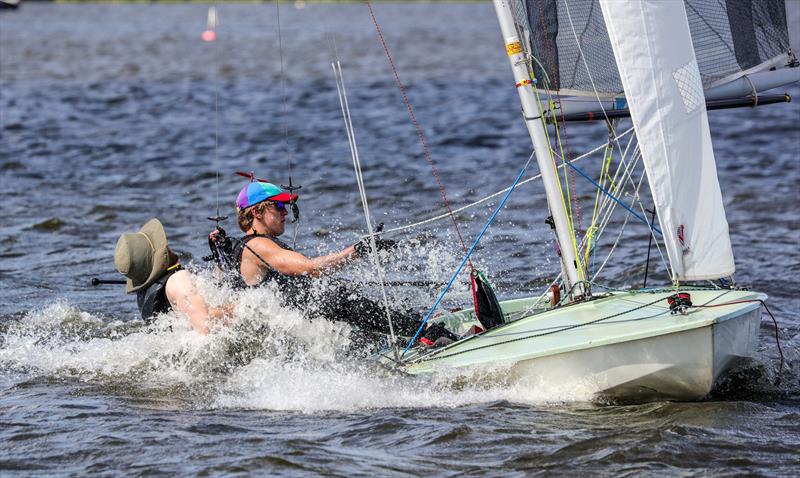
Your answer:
[136,267,181,322]
[232,234,422,338]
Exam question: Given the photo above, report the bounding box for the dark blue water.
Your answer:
[1,3,798,476]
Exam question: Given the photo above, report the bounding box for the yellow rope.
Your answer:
[531,86,585,280]
[584,142,614,265]
[549,98,577,228]
[549,100,584,276]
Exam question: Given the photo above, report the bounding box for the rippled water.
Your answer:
[1,3,799,476]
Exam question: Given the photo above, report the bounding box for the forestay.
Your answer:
[598,0,735,281]
[523,0,793,97]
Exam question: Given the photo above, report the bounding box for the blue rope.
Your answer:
[401,166,528,358]
[564,161,662,236]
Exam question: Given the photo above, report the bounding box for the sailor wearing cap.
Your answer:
[233,181,366,285]
[222,180,434,343]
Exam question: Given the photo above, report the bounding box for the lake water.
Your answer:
[1,3,798,476]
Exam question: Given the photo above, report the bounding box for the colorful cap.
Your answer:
[236,182,298,210]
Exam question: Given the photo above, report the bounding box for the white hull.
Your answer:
[507,306,761,401]
[379,289,765,402]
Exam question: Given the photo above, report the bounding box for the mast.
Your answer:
[492,0,584,296]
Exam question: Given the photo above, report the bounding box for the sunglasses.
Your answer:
[270,201,287,212]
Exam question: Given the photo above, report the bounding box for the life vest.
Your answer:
[231,234,311,303]
[219,233,427,343]
[136,265,182,323]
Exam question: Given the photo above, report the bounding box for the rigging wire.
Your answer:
[559,0,622,139]
[364,0,472,268]
[590,132,672,280]
[522,132,666,319]
[213,9,220,220]
[330,42,398,359]
[578,139,668,283]
[564,161,660,234]
[274,0,301,248]
[590,153,669,283]
[590,166,646,281]
[515,134,657,319]
[584,138,614,268]
[204,4,226,228]
[378,126,634,237]
[531,0,634,275]
[510,6,588,282]
[531,77,586,281]
[557,0,679,281]
[401,154,536,358]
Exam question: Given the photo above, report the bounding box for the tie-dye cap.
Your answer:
[236,182,298,210]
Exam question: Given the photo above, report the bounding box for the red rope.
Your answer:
[364,0,472,265]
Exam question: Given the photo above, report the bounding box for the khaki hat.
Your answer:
[114,218,170,293]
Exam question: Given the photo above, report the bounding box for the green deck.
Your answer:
[377,288,766,374]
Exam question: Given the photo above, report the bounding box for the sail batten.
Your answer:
[598,0,735,281]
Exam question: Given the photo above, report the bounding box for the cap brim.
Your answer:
[268,193,298,203]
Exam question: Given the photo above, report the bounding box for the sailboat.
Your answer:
[370,0,797,402]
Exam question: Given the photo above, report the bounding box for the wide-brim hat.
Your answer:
[236,181,299,210]
[114,218,170,294]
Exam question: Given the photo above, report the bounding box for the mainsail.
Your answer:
[523,0,794,98]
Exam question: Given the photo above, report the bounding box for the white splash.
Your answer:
[0,301,210,383]
[0,246,597,411]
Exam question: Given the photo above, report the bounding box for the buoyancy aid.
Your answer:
[136,265,182,322]
[223,233,425,341]
[231,234,311,303]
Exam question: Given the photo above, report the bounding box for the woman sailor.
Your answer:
[217,180,456,347]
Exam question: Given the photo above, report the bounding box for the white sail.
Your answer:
[599,0,735,281]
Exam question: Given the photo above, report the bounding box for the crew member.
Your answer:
[219,180,456,346]
[115,218,229,334]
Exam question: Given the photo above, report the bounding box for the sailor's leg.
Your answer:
[319,286,423,337]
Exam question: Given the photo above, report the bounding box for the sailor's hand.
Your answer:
[206,227,235,266]
[209,226,226,241]
[354,237,397,258]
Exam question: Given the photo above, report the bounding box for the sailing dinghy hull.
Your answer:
[508,305,761,402]
[381,290,765,402]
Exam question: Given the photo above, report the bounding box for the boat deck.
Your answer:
[392,288,765,374]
